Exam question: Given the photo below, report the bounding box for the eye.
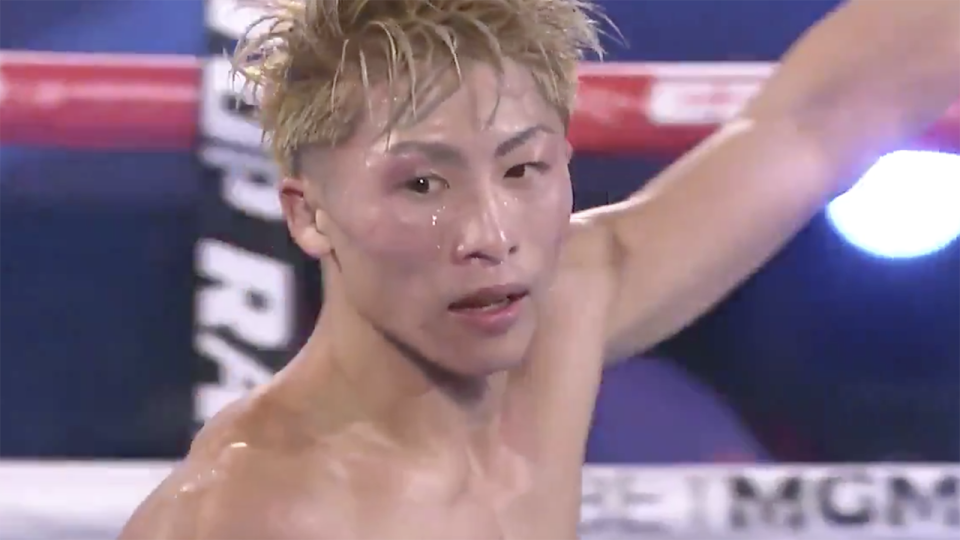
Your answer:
[402,176,448,195]
[504,162,550,179]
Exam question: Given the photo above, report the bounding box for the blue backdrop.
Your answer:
[1,0,957,462]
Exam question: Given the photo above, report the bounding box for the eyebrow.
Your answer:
[385,124,555,165]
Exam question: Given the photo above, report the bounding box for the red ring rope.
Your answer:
[2,51,958,153]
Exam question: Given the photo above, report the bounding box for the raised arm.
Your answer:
[570,0,960,361]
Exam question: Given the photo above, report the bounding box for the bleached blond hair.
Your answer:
[231,0,605,176]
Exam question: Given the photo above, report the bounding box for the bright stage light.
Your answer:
[826,150,960,259]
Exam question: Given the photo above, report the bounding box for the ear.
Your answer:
[279,176,332,259]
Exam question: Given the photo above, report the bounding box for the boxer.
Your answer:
[120,0,959,538]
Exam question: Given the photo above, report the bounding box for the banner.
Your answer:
[192,0,305,424]
[581,464,959,538]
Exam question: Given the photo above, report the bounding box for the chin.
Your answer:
[423,314,536,377]
[468,355,526,377]
[446,337,531,377]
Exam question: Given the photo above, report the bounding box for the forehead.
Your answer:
[360,60,561,152]
[299,60,565,181]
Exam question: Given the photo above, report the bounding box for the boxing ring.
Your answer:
[1,461,958,539]
[2,50,959,539]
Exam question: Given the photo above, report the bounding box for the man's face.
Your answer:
[294,60,573,376]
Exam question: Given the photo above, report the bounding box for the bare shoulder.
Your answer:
[507,216,620,465]
[119,396,345,540]
[562,211,622,276]
[534,214,621,353]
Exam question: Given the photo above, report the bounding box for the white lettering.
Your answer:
[205,0,267,41]
[580,468,695,535]
[574,84,643,126]
[196,239,294,349]
[194,331,273,420]
[201,146,281,221]
[648,78,761,126]
[200,57,264,150]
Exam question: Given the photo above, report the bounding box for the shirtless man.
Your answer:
[120,0,959,538]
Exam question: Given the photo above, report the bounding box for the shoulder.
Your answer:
[563,210,622,274]
[534,213,621,343]
[120,397,346,539]
[504,217,621,460]
[543,213,621,309]
[119,444,343,540]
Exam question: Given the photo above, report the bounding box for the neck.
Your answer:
[282,290,508,462]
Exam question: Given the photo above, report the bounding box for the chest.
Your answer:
[310,439,580,540]
[341,474,583,540]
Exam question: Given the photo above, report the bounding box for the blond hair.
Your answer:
[231,0,605,176]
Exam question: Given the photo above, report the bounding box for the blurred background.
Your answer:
[0,0,957,505]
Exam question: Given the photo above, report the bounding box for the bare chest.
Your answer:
[300,440,582,540]
[335,476,583,540]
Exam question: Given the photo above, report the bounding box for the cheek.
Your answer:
[521,175,573,246]
[334,202,445,274]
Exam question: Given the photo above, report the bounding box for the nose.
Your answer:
[453,190,519,266]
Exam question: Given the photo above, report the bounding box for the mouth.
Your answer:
[448,285,530,314]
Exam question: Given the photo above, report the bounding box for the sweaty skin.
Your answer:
[120,1,959,539]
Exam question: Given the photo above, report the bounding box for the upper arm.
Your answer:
[581,0,960,360]
[586,118,836,360]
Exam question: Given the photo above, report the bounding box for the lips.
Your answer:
[448,284,530,313]
[447,284,530,335]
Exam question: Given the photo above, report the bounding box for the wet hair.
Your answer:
[231,0,606,176]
